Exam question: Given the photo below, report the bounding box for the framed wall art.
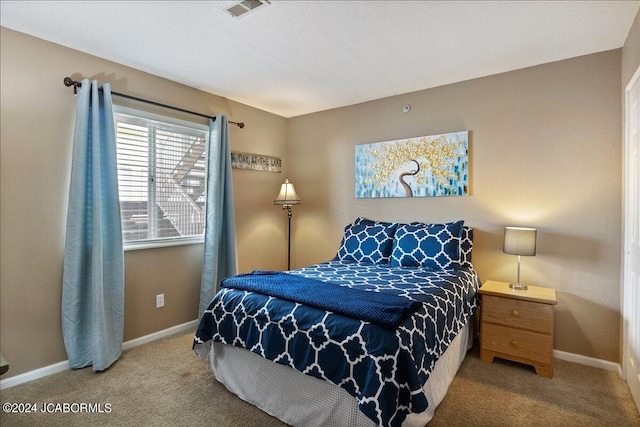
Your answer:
[355,131,468,198]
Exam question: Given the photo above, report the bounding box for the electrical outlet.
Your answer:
[156,294,165,308]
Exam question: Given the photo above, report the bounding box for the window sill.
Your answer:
[124,237,204,251]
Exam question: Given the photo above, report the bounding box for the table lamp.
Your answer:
[503,226,537,290]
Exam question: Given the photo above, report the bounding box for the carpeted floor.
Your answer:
[1,331,638,426]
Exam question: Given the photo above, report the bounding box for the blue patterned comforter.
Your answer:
[193,260,480,427]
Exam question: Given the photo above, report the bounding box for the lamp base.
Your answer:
[509,283,528,290]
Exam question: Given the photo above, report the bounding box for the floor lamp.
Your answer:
[274,179,301,270]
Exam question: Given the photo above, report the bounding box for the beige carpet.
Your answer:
[1,331,638,427]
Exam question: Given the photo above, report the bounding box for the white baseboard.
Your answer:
[0,319,198,390]
[0,360,71,391]
[1,324,622,391]
[554,349,622,376]
[121,319,198,351]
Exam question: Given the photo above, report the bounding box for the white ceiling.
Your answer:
[1,1,638,118]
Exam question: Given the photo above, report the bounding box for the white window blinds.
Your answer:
[114,108,209,248]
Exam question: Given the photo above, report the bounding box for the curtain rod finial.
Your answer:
[64,77,80,95]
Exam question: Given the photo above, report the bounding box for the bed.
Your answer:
[194,218,480,427]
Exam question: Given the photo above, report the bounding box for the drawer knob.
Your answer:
[511,340,518,348]
[512,310,519,317]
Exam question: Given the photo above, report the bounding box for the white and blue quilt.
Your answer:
[194,260,480,427]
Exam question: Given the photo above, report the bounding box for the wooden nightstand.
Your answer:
[479,280,557,378]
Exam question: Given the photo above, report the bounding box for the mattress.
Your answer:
[211,319,473,426]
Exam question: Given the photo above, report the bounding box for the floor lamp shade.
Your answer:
[503,227,537,290]
[274,179,301,207]
[274,179,301,270]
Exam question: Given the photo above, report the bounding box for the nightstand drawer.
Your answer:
[482,323,553,364]
[482,294,553,333]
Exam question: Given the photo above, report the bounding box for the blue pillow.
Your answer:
[347,217,396,230]
[412,222,473,268]
[335,221,398,264]
[391,221,465,269]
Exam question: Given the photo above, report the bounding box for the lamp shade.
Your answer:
[274,179,301,206]
[503,227,537,256]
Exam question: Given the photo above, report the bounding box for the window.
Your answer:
[114,107,209,249]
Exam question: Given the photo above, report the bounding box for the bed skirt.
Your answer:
[210,320,473,426]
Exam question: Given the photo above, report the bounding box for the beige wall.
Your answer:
[0,28,288,379]
[287,49,622,362]
[0,20,632,379]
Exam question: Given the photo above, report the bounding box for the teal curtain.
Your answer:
[62,79,124,371]
[199,116,238,316]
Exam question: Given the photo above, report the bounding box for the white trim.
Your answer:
[0,319,198,390]
[0,360,70,391]
[1,327,620,391]
[124,237,204,251]
[625,65,640,93]
[622,64,640,381]
[622,64,640,413]
[121,319,198,351]
[554,349,622,376]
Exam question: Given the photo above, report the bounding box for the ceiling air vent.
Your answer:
[223,0,270,19]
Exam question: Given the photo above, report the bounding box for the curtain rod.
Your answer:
[63,77,245,129]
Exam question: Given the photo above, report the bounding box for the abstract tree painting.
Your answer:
[355,131,468,198]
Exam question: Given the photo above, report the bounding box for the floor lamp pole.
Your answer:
[286,206,292,270]
[274,179,300,271]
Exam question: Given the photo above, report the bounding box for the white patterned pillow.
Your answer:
[335,221,398,264]
[391,221,465,269]
[460,226,473,268]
